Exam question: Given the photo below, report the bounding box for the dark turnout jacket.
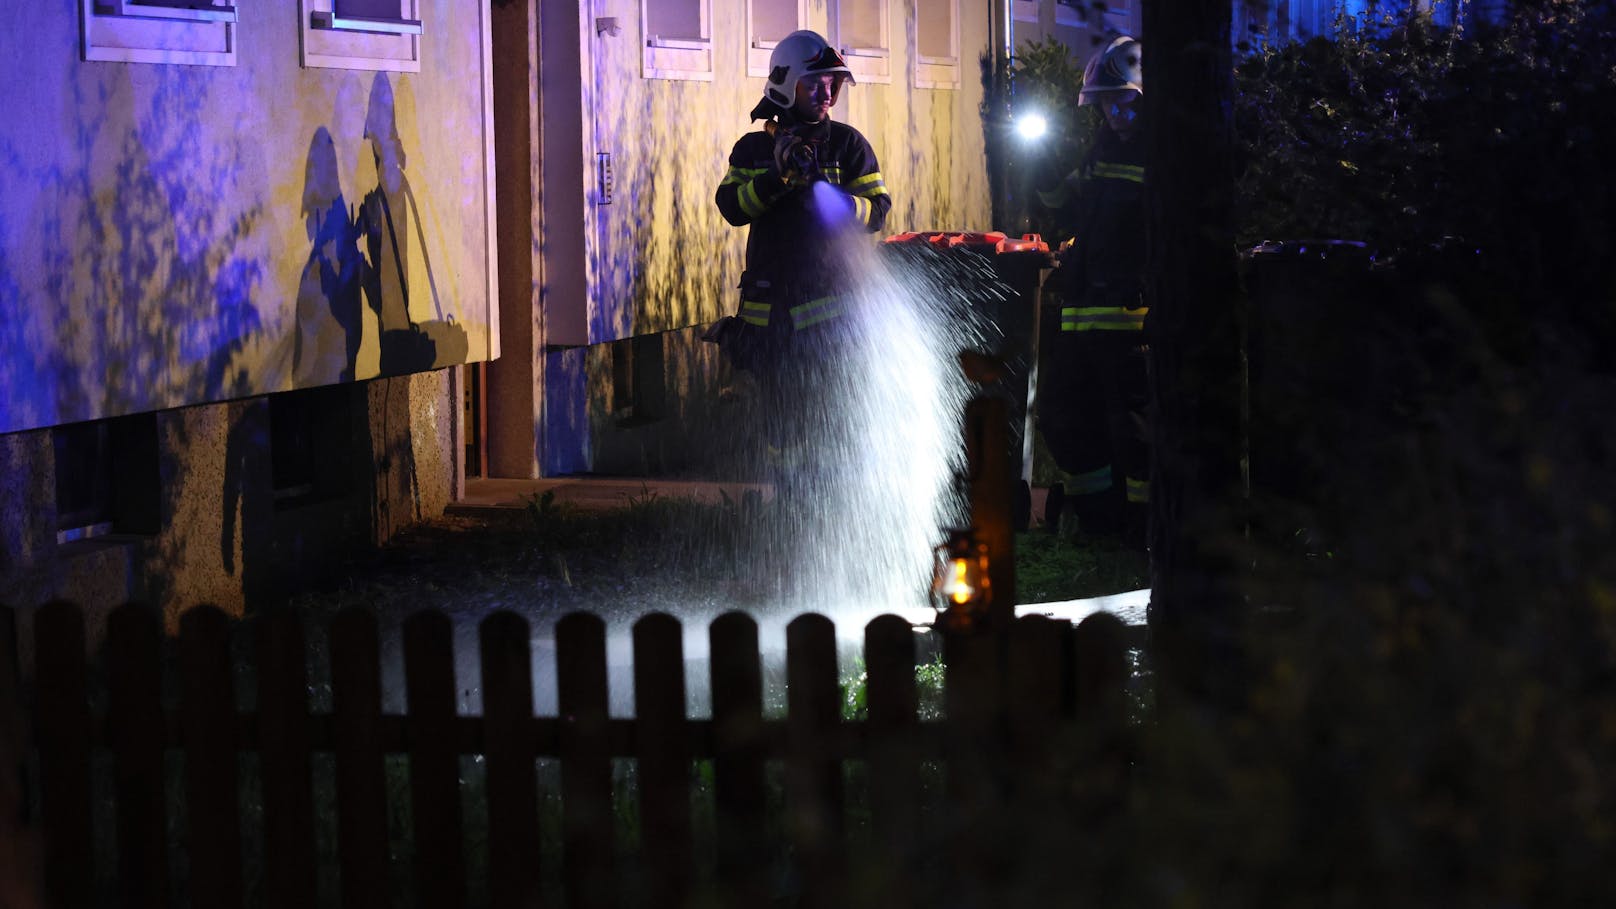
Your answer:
[1046,126,1147,313]
[715,115,891,304]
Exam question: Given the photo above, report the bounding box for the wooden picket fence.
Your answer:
[0,601,1134,909]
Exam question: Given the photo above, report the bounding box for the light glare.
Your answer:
[1016,113,1048,141]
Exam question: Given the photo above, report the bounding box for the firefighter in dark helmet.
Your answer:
[711,29,891,499]
[1036,36,1150,548]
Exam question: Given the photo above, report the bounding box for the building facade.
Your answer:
[0,0,1029,626]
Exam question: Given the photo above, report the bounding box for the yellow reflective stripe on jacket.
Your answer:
[721,165,769,187]
[740,296,845,330]
[1068,464,1112,495]
[1058,306,1149,332]
[1126,477,1150,503]
[1092,161,1145,183]
[852,195,872,226]
[739,300,772,327]
[790,296,842,330]
[847,171,888,197]
[737,180,769,219]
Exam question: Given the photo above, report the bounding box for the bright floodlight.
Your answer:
[1015,112,1049,141]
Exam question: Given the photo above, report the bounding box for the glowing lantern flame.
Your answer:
[933,528,990,629]
[948,559,974,604]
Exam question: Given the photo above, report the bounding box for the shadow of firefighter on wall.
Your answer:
[293,126,364,386]
[358,73,468,378]
[286,73,475,544]
[293,74,468,386]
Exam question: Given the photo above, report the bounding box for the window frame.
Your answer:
[641,0,713,81]
[299,0,422,74]
[745,0,806,79]
[1055,0,1086,27]
[831,0,891,85]
[80,0,238,67]
[911,0,960,90]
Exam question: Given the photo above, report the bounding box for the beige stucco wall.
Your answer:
[569,0,994,345]
[0,1,496,435]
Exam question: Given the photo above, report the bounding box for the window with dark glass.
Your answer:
[270,385,356,508]
[53,413,159,543]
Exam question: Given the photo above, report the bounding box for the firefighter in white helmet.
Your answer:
[710,30,892,507]
[1036,36,1150,548]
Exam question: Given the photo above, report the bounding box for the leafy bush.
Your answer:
[1232,0,1616,353]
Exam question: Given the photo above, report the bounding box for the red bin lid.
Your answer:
[884,231,1050,255]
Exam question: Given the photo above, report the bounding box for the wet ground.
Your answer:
[277,478,1149,715]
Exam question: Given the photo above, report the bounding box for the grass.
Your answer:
[1014,529,1149,604]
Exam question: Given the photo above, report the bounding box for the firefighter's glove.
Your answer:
[772,132,813,187]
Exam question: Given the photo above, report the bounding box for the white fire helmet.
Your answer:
[764,30,856,109]
[1078,36,1143,107]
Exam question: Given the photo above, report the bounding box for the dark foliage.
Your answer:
[993,4,1616,905]
[1160,4,1616,905]
[1232,0,1616,361]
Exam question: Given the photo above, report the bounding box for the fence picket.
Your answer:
[632,613,691,909]
[480,610,541,907]
[1006,613,1069,874]
[709,612,767,909]
[785,614,844,909]
[1071,613,1132,819]
[941,629,1006,905]
[0,605,43,907]
[403,609,467,909]
[863,614,918,909]
[34,601,92,909]
[557,612,613,909]
[1008,615,1066,762]
[16,599,1142,909]
[331,607,390,909]
[1073,612,1130,725]
[107,603,168,909]
[256,608,318,908]
[178,606,243,907]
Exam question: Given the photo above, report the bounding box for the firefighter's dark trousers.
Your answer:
[1036,327,1150,538]
[720,303,858,594]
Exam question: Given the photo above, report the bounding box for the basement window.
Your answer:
[80,0,237,67]
[746,0,804,78]
[270,385,356,509]
[610,333,666,428]
[53,413,160,545]
[913,0,959,90]
[300,0,422,73]
[642,0,712,81]
[831,0,890,84]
